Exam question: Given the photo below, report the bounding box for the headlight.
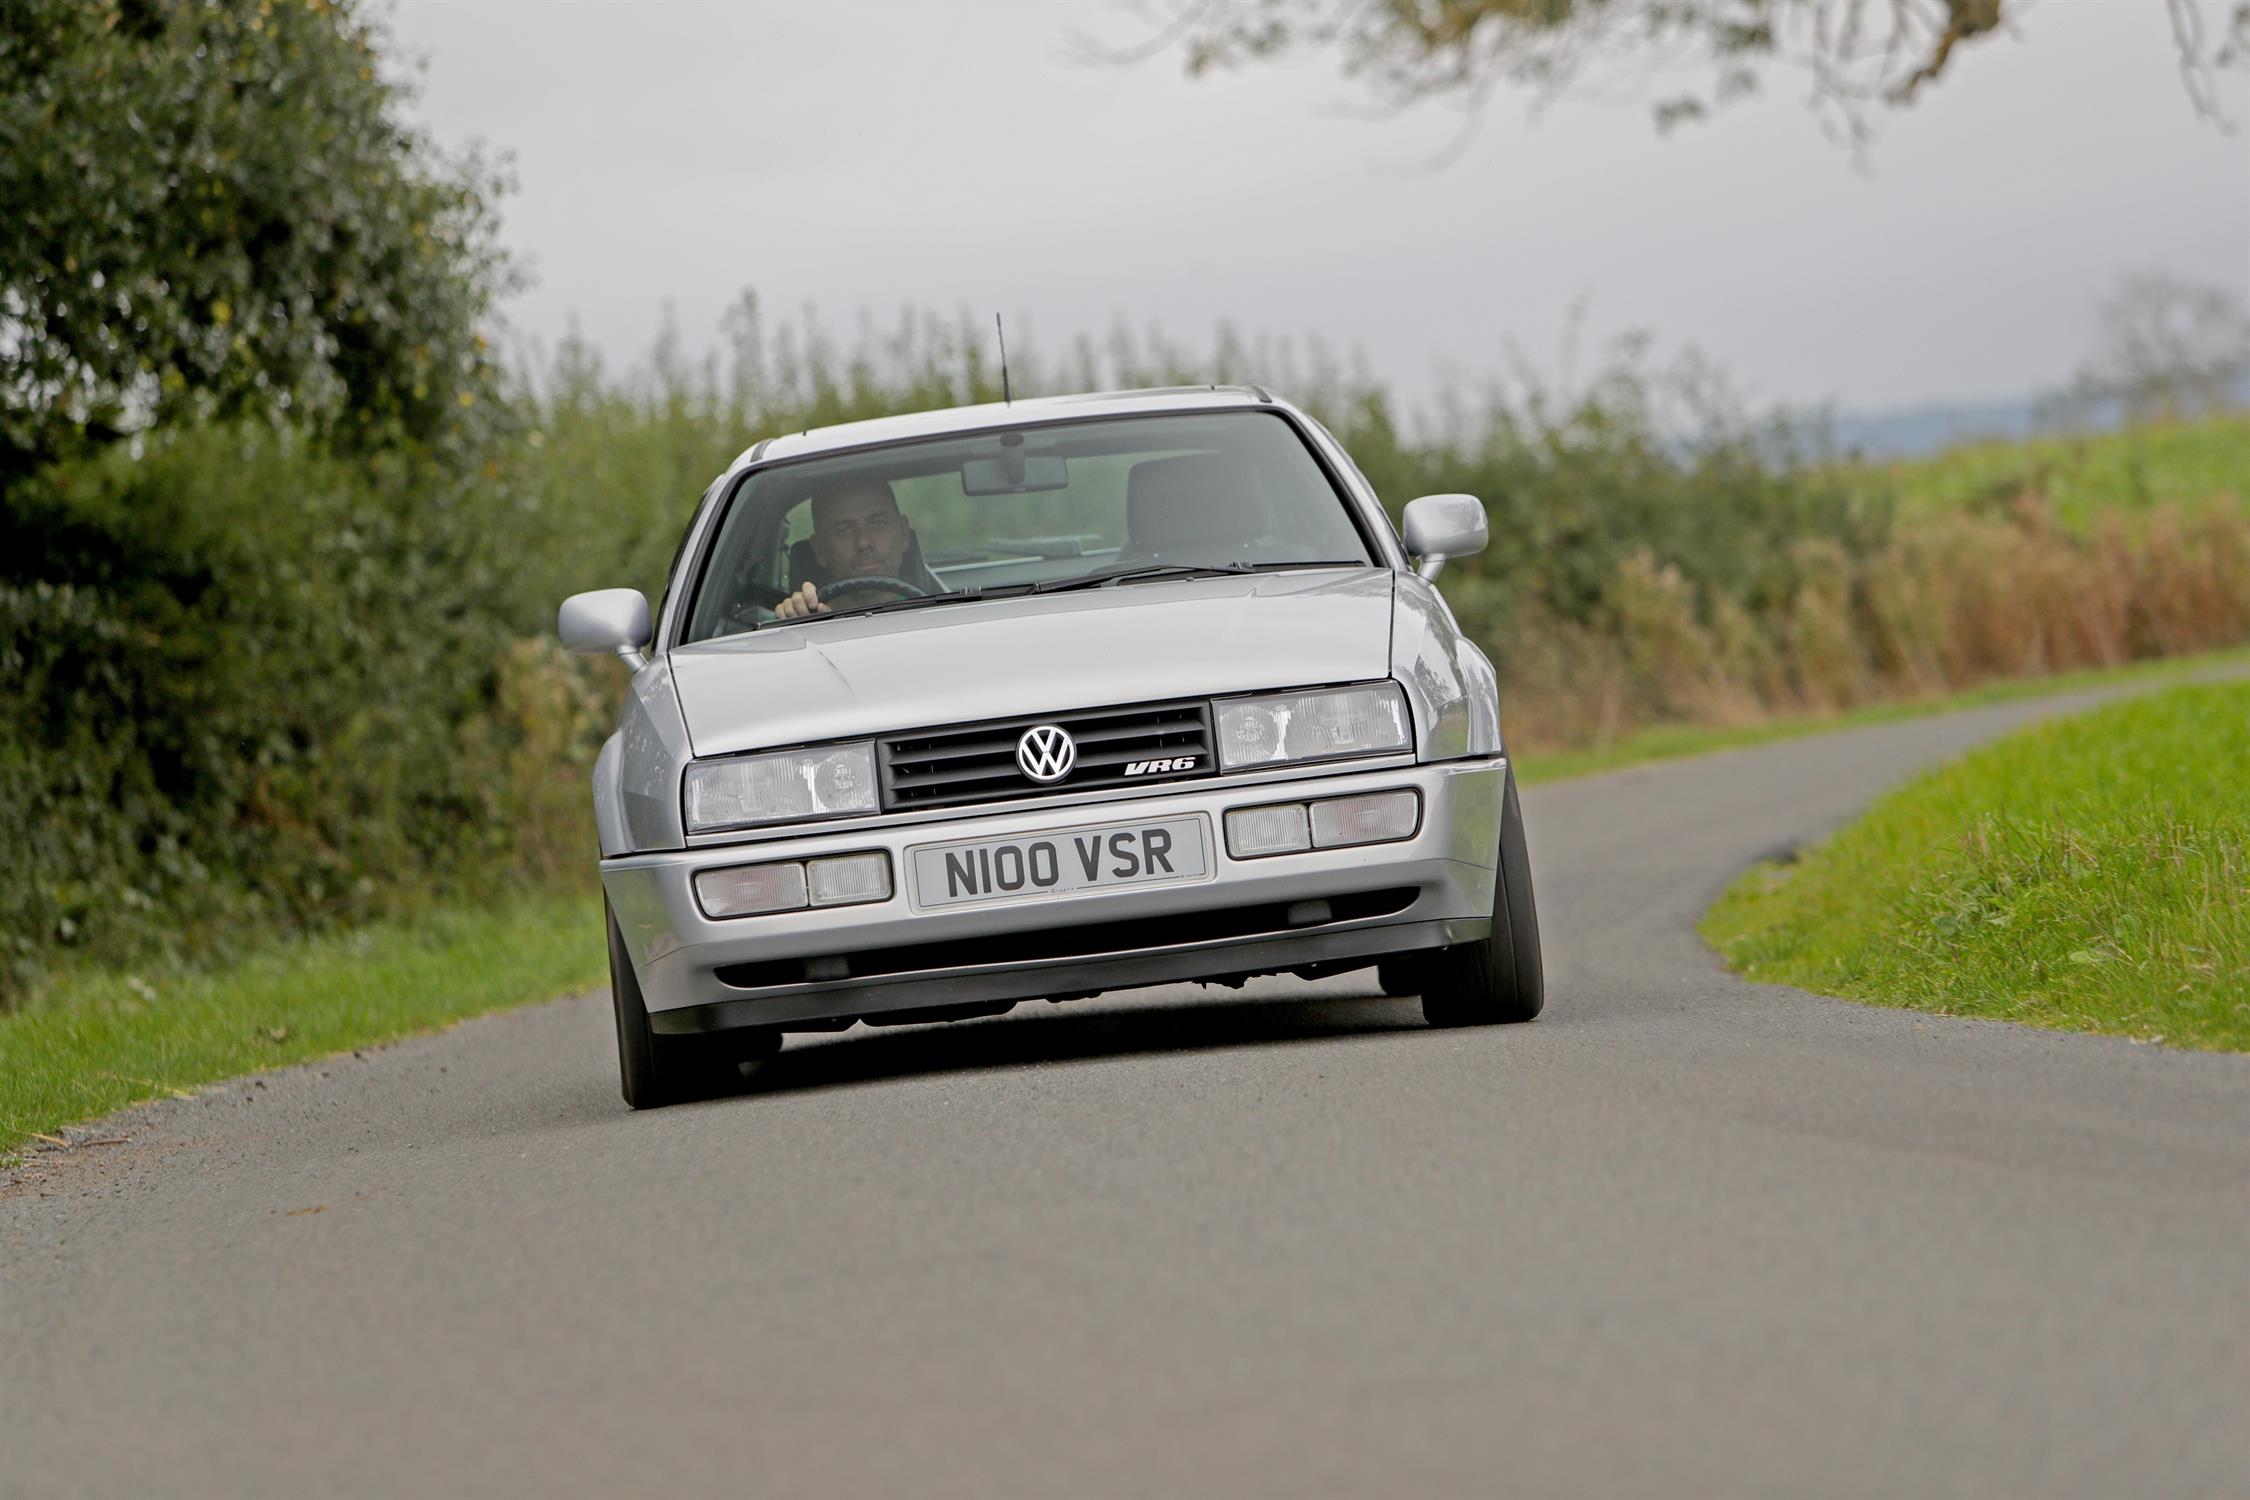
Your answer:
[683,742,879,833]
[1215,683,1411,770]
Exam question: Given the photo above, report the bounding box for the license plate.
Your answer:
[910,815,1210,910]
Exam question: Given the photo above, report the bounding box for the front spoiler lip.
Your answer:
[648,916,1485,1035]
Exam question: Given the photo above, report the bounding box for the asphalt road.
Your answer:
[6,686,2247,1498]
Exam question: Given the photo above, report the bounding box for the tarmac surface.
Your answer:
[5,685,2247,1497]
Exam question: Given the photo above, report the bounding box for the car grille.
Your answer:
[878,698,1216,812]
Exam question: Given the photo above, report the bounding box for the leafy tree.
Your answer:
[1093,0,2250,150]
[2045,271,2250,426]
[0,0,514,478]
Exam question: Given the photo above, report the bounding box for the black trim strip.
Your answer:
[647,915,1480,1035]
[715,888,1417,990]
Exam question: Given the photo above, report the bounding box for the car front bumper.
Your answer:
[600,756,1507,1034]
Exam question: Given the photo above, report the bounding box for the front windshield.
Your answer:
[678,410,1376,643]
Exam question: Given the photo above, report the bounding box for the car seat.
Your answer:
[1118,452,1268,565]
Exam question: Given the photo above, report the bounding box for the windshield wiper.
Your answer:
[751,560,1365,628]
[753,582,1038,628]
[1027,562,1251,594]
[848,584,1043,619]
[1028,560,1363,596]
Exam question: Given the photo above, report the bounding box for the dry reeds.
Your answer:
[1494,495,2250,755]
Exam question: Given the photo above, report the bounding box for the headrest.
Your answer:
[1125,452,1261,555]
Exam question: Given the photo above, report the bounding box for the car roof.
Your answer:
[725,385,1287,473]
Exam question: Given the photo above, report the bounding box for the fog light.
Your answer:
[695,861,809,918]
[1225,802,1312,858]
[807,851,892,907]
[1310,789,1420,848]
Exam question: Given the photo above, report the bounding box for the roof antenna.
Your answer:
[994,313,1012,406]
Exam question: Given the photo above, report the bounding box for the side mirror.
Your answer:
[558,588,652,672]
[1401,493,1488,581]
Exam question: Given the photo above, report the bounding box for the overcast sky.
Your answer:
[388,0,2248,416]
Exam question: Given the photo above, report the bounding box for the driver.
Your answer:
[773,477,944,618]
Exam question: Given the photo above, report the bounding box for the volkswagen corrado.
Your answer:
[560,386,1542,1107]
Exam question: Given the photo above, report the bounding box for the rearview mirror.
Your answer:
[1401,494,1488,581]
[961,454,1069,496]
[559,588,652,671]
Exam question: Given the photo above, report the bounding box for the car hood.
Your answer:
[668,568,1396,757]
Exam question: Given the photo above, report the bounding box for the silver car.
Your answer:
[560,386,1543,1107]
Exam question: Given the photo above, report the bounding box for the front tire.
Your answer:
[1400,767,1545,1027]
[608,901,777,1109]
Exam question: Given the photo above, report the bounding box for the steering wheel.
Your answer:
[815,574,929,609]
[716,575,933,631]
[714,581,792,632]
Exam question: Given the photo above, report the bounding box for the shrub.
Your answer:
[0,424,604,994]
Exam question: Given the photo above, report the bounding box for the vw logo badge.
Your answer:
[1016,724,1076,783]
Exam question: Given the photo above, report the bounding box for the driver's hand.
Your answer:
[774,581,829,620]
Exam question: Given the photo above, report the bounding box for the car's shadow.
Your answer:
[463,986,1436,1143]
[709,986,1430,1102]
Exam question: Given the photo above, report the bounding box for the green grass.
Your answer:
[1702,680,2250,1051]
[1,887,605,1157]
[1513,644,2250,785]
[1859,411,2250,532]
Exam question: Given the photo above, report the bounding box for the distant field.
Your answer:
[1703,679,2250,1051]
[1858,411,2250,531]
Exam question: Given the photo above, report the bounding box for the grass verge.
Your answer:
[1702,680,2250,1051]
[1514,644,2250,785]
[1,887,604,1157]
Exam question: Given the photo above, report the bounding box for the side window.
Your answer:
[783,502,814,550]
[779,500,816,586]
